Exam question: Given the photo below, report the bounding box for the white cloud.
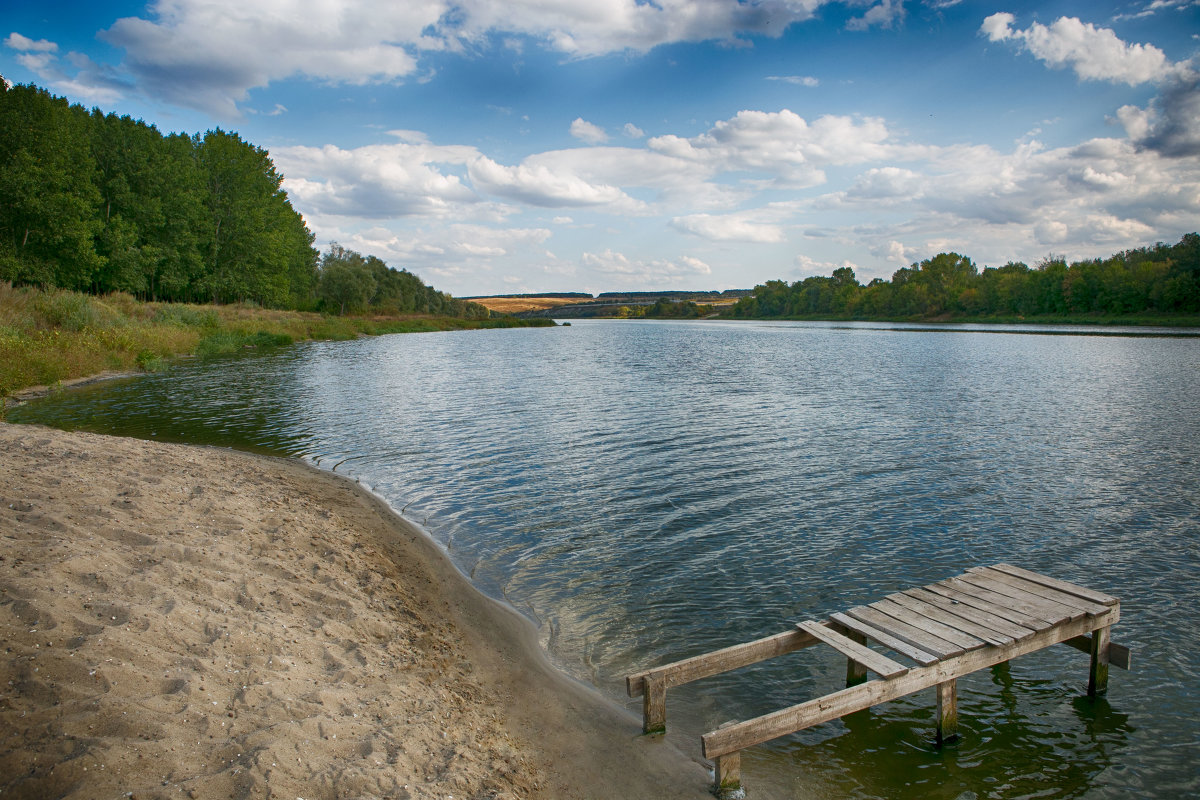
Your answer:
[273,139,481,218]
[83,0,836,115]
[1125,71,1200,157]
[623,122,645,138]
[580,249,712,287]
[846,0,905,32]
[648,109,908,188]
[766,75,819,87]
[670,212,786,243]
[570,117,608,144]
[467,154,639,209]
[981,13,1172,85]
[4,33,58,53]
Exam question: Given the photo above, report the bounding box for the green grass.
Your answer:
[0,283,554,399]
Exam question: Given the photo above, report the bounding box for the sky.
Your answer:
[2,1,1199,296]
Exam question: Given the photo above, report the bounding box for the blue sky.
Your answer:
[3,1,1199,295]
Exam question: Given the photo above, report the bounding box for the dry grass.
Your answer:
[0,284,550,399]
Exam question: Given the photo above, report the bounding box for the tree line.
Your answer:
[0,81,487,318]
[726,235,1200,320]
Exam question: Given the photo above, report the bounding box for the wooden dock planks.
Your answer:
[624,564,1130,797]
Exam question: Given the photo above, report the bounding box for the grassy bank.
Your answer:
[0,283,553,399]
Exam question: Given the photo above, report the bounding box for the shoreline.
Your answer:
[0,422,710,799]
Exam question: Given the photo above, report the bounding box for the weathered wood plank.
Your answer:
[844,605,963,660]
[797,620,909,679]
[886,591,1014,646]
[904,587,1037,641]
[642,672,667,734]
[936,679,958,746]
[869,599,987,651]
[923,581,1051,630]
[969,567,1111,617]
[626,627,820,697]
[1061,634,1131,670]
[957,572,1088,621]
[989,563,1118,606]
[829,612,940,667]
[944,576,1074,625]
[701,607,1120,759]
[1089,625,1111,697]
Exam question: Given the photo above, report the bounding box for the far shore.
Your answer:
[0,422,711,799]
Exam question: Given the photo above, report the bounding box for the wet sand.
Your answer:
[0,423,710,799]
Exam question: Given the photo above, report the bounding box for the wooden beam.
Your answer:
[924,582,1050,630]
[839,626,870,688]
[1090,626,1111,697]
[988,563,1118,606]
[883,592,1014,647]
[845,605,963,660]
[936,679,958,746]
[701,607,1119,759]
[968,567,1111,617]
[829,611,940,667]
[1061,634,1131,670]
[797,620,909,679]
[869,599,988,651]
[944,576,1073,625]
[626,627,822,697]
[642,672,667,734]
[903,587,1036,641]
[714,749,741,798]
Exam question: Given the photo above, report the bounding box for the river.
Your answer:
[11,319,1200,798]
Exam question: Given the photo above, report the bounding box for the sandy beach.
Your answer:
[0,422,710,799]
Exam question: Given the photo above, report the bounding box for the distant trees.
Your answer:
[0,81,486,319]
[727,235,1200,320]
[316,243,489,318]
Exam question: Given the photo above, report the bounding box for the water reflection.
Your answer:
[10,320,1199,798]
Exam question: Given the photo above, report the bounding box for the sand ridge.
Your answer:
[0,423,710,799]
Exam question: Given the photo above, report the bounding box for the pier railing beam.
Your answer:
[1088,626,1111,697]
[936,679,958,745]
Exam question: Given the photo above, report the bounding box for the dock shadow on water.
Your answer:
[10,319,1199,798]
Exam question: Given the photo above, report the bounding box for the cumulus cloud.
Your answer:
[467,154,640,209]
[648,109,908,188]
[846,0,905,31]
[982,12,1198,158]
[623,122,645,138]
[4,31,127,104]
[272,138,481,219]
[670,212,786,243]
[79,0,837,114]
[1123,71,1200,157]
[980,13,1172,85]
[5,32,58,53]
[581,249,712,287]
[570,117,608,144]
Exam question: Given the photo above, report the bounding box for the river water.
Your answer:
[11,319,1200,798]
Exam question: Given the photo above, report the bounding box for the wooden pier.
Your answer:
[626,564,1131,798]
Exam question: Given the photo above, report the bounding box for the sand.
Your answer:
[0,423,711,800]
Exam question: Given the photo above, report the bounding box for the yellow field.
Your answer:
[469,296,592,313]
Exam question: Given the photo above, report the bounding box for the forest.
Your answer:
[726,235,1200,321]
[0,82,486,318]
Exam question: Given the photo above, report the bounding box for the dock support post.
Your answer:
[844,630,869,688]
[642,672,667,734]
[714,749,743,799]
[1089,626,1110,697]
[936,679,958,746]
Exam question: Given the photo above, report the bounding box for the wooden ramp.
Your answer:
[626,564,1131,798]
